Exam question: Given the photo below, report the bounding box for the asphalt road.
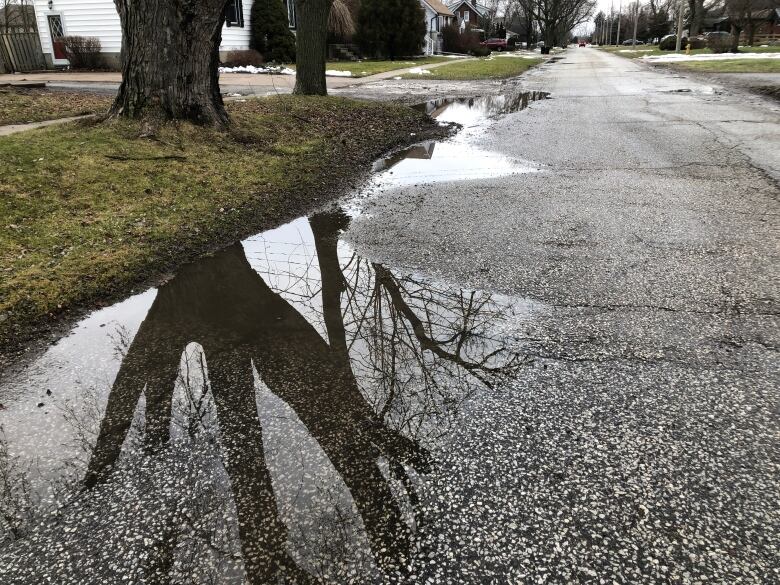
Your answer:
[0,49,777,584]
[345,48,780,582]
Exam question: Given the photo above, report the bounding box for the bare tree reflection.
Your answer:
[4,209,526,583]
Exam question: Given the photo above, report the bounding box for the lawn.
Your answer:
[0,88,114,126]
[0,96,441,353]
[599,45,780,59]
[660,58,780,73]
[323,56,455,77]
[403,55,542,80]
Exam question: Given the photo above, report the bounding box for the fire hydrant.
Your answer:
[686,43,692,55]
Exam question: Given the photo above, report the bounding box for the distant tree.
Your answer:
[355,0,426,59]
[250,0,296,63]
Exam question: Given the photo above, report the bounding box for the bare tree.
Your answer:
[108,0,231,128]
[294,0,334,95]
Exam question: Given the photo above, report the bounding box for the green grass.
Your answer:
[0,88,114,126]
[322,57,454,77]
[599,44,780,59]
[662,58,780,73]
[404,56,542,80]
[0,96,438,350]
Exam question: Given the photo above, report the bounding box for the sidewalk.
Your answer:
[0,59,470,94]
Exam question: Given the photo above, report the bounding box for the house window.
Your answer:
[463,11,470,22]
[225,0,244,27]
[286,0,296,29]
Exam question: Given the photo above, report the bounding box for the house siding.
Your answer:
[33,0,253,65]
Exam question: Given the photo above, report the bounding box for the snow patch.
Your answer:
[325,70,353,77]
[219,65,295,75]
[408,67,432,75]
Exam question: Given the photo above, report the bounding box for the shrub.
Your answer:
[250,0,296,63]
[659,34,680,50]
[470,46,492,57]
[62,36,103,69]
[688,36,707,49]
[355,0,426,59]
[441,23,483,54]
[707,35,734,54]
[222,49,265,67]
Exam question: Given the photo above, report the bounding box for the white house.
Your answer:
[32,0,296,68]
[32,0,451,68]
[419,0,456,55]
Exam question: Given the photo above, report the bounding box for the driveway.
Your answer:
[0,48,777,584]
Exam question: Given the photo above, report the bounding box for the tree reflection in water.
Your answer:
[1,210,528,583]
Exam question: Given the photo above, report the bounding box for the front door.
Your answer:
[47,14,67,61]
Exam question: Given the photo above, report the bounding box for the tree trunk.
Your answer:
[690,0,704,37]
[294,0,332,96]
[109,0,230,128]
[730,24,742,52]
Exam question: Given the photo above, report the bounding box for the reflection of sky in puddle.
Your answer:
[371,93,547,188]
[0,211,541,583]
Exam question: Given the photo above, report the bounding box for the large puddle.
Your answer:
[0,91,548,583]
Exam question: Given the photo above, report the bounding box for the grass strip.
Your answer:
[0,95,442,355]
[0,88,113,126]
[404,56,542,80]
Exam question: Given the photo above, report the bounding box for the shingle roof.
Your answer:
[425,0,456,17]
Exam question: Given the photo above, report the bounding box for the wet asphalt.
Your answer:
[345,48,780,582]
[0,49,778,584]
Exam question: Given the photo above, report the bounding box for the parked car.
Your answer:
[704,31,731,39]
[578,41,587,47]
[481,38,508,51]
[621,39,644,45]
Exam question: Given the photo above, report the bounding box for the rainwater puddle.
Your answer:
[369,91,548,188]
[0,91,549,583]
[0,215,541,583]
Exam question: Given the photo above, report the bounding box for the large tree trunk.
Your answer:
[293,0,332,96]
[730,23,742,52]
[689,0,704,37]
[109,0,230,128]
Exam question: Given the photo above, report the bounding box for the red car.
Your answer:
[481,38,508,51]
[578,41,587,47]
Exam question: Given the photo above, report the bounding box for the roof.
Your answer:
[424,0,455,17]
[448,1,490,17]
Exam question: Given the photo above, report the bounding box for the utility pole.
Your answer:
[616,0,623,45]
[632,3,640,46]
[675,0,685,52]
[610,2,614,44]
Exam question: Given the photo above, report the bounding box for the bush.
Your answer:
[355,0,426,58]
[659,34,680,50]
[221,49,265,67]
[470,46,492,57]
[707,35,734,54]
[688,36,707,49]
[62,36,103,69]
[441,23,483,54]
[250,0,296,63]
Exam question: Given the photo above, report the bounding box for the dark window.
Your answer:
[225,0,244,27]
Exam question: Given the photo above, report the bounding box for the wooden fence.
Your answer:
[0,32,46,73]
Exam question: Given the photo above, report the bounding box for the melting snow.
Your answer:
[219,65,295,75]
[325,70,353,77]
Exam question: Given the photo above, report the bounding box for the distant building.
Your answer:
[421,0,456,54]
